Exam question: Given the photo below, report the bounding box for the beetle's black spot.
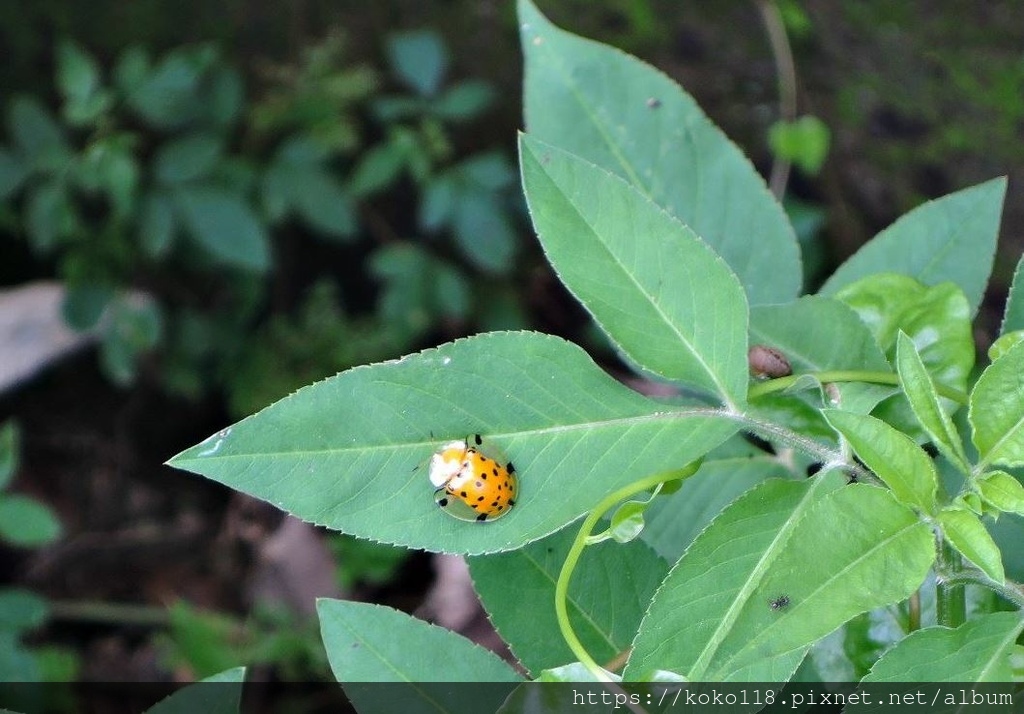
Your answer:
[508,499,516,507]
[438,498,449,507]
[476,481,483,488]
[497,484,502,491]
[473,434,482,445]
[507,461,515,473]
[478,456,488,463]
[491,501,499,507]
[496,505,504,511]
[492,467,498,475]
[460,491,467,498]
[476,513,487,521]
[481,474,487,480]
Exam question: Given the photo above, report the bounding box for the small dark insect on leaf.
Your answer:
[769,595,790,611]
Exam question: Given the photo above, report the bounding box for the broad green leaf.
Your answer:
[288,168,357,240]
[451,189,516,273]
[8,97,70,170]
[860,612,1022,684]
[821,178,1007,315]
[127,46,215,130]
[154,133,224,184]
[970,339,1024,470]
[172,185,270,272]
[768,116,830,175]
[750,296,895,415]
[937,507,1004,583]
[1001,255,1024,335]
[348,141,406,198]
[895,333,969,473]
[0,422,19,490]
[520,135,748,406]
[386,30,448,97]
[146,667,245,714]
[370,244,470,337]
[318,599,521,683]
[169,332,737,555]
[469,526,667,676]
[641,438,787,562]
[519,0,800,305]
[433,80,496,121]
[835,275,974,392]
[977,471,1024,517]
[0,495,62,547]
[0,149,28,200]
[626,476,934,682]
[56,40,101,107]
[138,191,176,258]
[0,589,48,632]
[25,182,75,252]
[61,283,115,331]
[823,410,938,514]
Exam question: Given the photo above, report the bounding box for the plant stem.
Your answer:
[47,600,172,628]
[748,370,969,406]
[555,463,701,681]
[940,571,1024,610]
[755,0,797,199]
[935,541,966,627]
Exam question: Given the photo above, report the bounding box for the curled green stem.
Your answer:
[748,370,969,406]
[555,462,702,682]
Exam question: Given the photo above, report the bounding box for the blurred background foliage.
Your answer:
[0,0,1021,691]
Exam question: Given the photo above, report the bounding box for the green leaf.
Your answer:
[0,148,28,200]
[823,410,938,514]
[460,152,516,191]
[0,422,20,491]
[138,191,177,258]
[347,142,406,198]
[62,283,115,331]
[768,116,830,175]
[751,296,894,414]
[469,526,667,676]
[520,0,799,305]
[1001,255,1024,335]
[370,244,469,336]
[432,80,496,121]
[641,439,787,562]
[937,507,1004,583]
[895,332,970,473]
[145,667,245,714]
[386,30,448,97]
[288,168,357,240]
[25,182,75,252]
[451,189,516,273]
[861,612,1022,683]
[0,589,49,632]
[419,175,456,232]
[520,135,749,406]
[173,185,270,271]
[79,137,138,217]
[625,476,934,681]
[154,133,224,184]
[56,40,101,104]
[0,495,62,547]
[970,339,1024,470]
[318,599,521,682]
[821,178,1007,315]
[8,97,71,169]
[168,332,737,555]
[835,274,974,391]
[127,46,216,130]
[977,471,1024,517]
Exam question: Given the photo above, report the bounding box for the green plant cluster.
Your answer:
[0,30,524,414]
[0,422,77,701]
[168,0,1024,691]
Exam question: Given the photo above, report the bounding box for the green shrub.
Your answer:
[170,0,1024,690]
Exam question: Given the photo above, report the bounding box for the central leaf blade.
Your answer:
[168,331,737,555]
[520,135,748,407]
